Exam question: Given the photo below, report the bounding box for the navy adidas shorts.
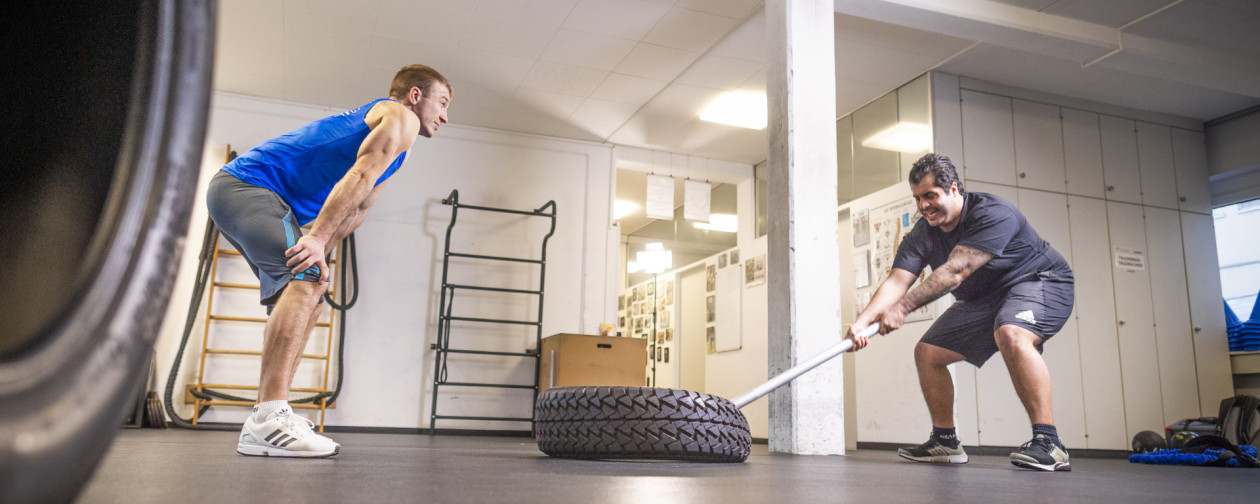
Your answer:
[920,271,1074,367]
[206,171,322,306]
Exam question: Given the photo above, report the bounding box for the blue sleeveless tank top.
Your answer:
[222,98,408,225]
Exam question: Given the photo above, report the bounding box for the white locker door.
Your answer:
[1143,207,1200,424]
[1172,129,1212,214]
[967,181,1018,204]
[1108,201,1164,439]
[964,181,1024,446]
[1136,122,1178,209]
[1062,109,1105,199]
[1100,116,1142,204]
[1018,188,1086,448]
[1181,212,1234,415]
[961,90,1016,186]
[1069,196,1127,449]
[1013,100,1066,192]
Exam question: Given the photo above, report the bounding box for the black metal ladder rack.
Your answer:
[429,189,556,433]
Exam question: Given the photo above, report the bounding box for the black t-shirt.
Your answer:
[891,192,1072,301]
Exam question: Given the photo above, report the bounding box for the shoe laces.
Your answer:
[277,410,315,439]
[1019,434,1056,452]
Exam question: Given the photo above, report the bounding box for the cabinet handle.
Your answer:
[1194,326,1202,332]
[1107,185,1115,191]
[1118,320,1126,326]
[1180,196,1187,202]
[1019,172,1027,179]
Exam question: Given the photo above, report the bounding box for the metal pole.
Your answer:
[731,323,879,409]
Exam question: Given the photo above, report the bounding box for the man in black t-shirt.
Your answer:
[847,153,1074,472]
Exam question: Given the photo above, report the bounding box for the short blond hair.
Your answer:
[389,64,452,99]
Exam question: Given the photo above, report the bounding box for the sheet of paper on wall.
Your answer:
[646,174,675,219]
[854,250,870,288]
[683,178,710,222]
[1114,247,1145,271]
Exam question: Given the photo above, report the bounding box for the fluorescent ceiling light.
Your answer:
[614,200,638,219]
[861,122,932,153]
[694,214,738,232]
[699,91,767,130]
[636,242,672,274]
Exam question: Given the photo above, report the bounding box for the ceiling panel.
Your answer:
[570,99,642,127]
[474,0,579,26]
[459,16,558,60]
[614,43,701,82]
[675,0,761,19]
[374,0,472,51]
[676,55,764,91]
[539,30,638,71]
[1191,12,1260,56]
[589,73,669,105]
[642,7,739,53]
[708,10,766,63]
[520,61,610,97]
[562,0,673,41]
[1123,0,1244,44]
[443,48,534,89]
[833,13,974,60]
[939,43,1260,120]
[1043,0,1176,27]
[211,0,1260,178]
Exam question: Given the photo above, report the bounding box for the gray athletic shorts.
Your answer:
[921,271,1074,367]
[206,171,322,306]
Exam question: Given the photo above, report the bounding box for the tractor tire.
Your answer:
[534,386,752,463]
[0,1,214,503]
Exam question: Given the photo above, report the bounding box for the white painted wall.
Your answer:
[155,93,618,430]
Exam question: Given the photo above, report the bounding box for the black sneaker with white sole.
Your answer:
[1010,434,1070,472]
[897,437,968,464]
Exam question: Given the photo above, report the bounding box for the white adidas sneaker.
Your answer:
[237,407,340,458]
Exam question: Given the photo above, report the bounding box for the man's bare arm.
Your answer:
[896,244,993,313]
[286,102,418,279]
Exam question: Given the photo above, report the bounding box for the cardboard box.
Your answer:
[538,333,646,394]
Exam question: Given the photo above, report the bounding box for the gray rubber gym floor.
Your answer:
[79,430,1260,503]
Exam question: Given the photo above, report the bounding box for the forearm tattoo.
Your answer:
[897,246,992,312]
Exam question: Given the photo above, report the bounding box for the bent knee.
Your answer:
[915,342,964,368]
[994,325,1042,352]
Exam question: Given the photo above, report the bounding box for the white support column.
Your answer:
[765,0,843,454]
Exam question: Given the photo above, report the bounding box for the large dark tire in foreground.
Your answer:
[0,1,214,503]
[535,386,752,463]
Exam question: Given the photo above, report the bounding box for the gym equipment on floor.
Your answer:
[430,189,557,433]
[534,324,881,462]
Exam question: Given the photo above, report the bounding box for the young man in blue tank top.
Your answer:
[847,154,1075,472]
[206,64,451,458]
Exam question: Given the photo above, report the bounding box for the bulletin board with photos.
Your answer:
[618,277,675,385]
[851,195,935,322]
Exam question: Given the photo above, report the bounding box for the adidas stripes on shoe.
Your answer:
[237,406,339,458]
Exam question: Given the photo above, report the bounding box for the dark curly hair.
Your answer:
[908,153,963,195]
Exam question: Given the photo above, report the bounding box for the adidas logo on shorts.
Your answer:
[1016,310,1037,325]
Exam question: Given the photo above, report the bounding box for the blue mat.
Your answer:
[1130,445,1259,467]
